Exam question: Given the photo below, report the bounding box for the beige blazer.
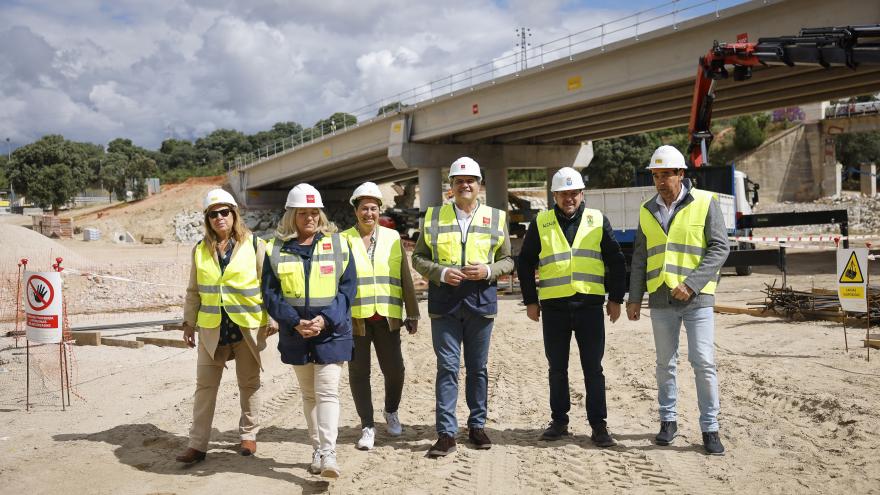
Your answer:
[183,236,269,369]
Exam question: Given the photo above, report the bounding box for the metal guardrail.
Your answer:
[232,0,751,171]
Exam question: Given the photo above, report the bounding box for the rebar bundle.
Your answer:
[760,281,880,320]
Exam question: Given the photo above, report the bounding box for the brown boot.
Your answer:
[240,440,257,456]
[175,448,206,463]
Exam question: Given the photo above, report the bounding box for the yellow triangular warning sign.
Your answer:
[839,251,865,283]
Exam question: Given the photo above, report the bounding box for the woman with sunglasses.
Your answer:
[262,183,356,478]
[341,182,420,451]
[176,188,277,464]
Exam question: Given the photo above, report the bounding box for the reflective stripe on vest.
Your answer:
[341,225,404,319]
[266,233,350,313]
[639,188,717,295]
[535,208,605,300]
[195,234,266,329]
[423,203,505,267]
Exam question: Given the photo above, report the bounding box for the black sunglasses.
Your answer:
[207,209,232,220]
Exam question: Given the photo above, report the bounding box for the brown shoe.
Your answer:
[240,440,257,456]
[427,434,456,457]
[175,447,206,463]
[468,427,492,450]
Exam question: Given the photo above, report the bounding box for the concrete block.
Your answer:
[136,336,189,348]
[101,337,144,348]
[72,331,101,346]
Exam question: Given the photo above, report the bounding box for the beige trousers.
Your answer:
[188,339,261,451]
[293,362,342,452]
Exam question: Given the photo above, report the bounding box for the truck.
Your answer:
[585,163,755,276]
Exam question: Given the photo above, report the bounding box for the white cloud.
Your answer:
[0,0,654,149]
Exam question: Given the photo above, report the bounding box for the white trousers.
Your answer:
[293,362,343,452]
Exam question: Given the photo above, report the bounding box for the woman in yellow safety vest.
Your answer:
[261,183,357,478]
[341,182,420,451]
[176,188,277,464]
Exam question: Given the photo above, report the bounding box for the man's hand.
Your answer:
[404,319,418,334]
[266,318,279,337]
[443,268,466,286]
[606,301,621,323]
[671,283,694,301]
[461,262,488,281]
[526,303,540,322]
[626,302,641,321]
[182,323,196,348]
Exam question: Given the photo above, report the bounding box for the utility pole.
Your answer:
[515,27,532,71]
[5,137,13,207]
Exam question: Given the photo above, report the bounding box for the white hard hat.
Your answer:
[550,167,586,192]
[647,145,687,170]
[203,188,237,212]
[448,156,482,179]
[350,181,383,206]
[286,183,324,208]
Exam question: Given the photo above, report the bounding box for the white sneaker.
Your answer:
[320,450,340,478]
[308,449,322,474]
[356,426,375,450]
[384,411,403,437]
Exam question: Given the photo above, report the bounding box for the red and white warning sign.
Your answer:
[24,271,63,343]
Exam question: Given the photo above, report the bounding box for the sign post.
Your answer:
[23,269,69,410]
[837,248,870,360]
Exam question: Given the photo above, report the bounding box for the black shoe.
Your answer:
[427,434,456,457]
[655,421,678,446]
[702,431,725,456]
[540,421,569,441]
[468,427,492,450]
[590,424,617,448]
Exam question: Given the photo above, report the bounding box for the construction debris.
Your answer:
[758,283,880,322]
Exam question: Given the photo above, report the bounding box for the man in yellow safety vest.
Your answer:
[626,145,730,456]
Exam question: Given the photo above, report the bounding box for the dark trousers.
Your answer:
[349,317,406,428]
[542,304,607,427]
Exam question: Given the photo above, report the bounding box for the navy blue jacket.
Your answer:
[261,232,356,365]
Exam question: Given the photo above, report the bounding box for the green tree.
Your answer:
[733,115,765,151]
[836,131,880,171]
[587,134,658,188]
[313,112,357,134]
[195,129,252,158]
[27,163,77,214]
[99,152,129,201]
[8,135,102,210]
[377,102,408,116]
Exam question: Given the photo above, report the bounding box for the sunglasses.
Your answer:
[207,209,232,220]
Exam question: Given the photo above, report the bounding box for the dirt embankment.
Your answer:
[72,176,226,243]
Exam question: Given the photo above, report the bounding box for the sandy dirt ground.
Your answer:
[1,243,879,495]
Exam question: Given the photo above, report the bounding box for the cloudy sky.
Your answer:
[0,0,744,151]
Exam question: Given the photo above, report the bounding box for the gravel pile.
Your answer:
[753,194,880,235]
[171,209,285,242]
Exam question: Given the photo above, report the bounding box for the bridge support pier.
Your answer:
[483,168,508,211]
[418,168,443,212]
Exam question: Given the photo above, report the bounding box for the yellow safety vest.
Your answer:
[195,235,267,328]
[423,203,505,268]
[341,225,404,319]
[536,208,605,300]
[266,233,350,312]
[639,188,717,295]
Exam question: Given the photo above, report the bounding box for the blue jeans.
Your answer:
[431,306,494,436]
[650,305,720,432]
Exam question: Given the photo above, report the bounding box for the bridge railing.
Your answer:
[233,0,748,171]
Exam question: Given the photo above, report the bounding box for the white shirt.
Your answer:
[653,185,687,231]
[440,202,491,283]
